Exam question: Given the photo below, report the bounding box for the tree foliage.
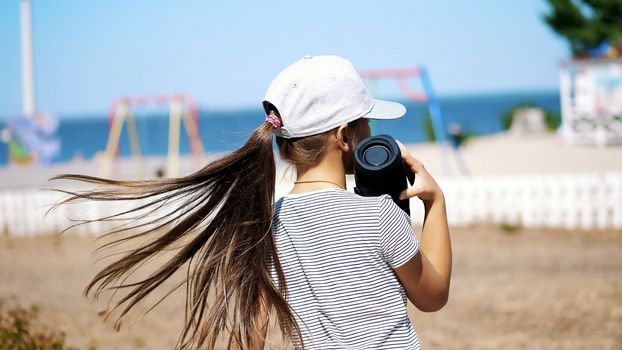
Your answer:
[543,0,622,56]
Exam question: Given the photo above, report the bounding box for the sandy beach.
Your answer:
[1,225,621,349]
[406,132,622,176]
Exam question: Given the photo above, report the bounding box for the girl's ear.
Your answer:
[335,122,351,152]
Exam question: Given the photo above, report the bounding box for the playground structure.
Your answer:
[359,67,469,176]
[100,94,206,179]
[559,58,622,147]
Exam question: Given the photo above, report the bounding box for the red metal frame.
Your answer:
[359,68,428,102]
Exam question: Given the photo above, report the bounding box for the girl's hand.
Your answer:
[396,140,444,203]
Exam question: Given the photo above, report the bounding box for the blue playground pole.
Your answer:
[420,67,452,176]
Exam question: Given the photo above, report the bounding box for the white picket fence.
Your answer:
[434,172,622,230]
[1,172,621,236]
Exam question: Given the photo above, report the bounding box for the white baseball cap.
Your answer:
[262,55,406,138]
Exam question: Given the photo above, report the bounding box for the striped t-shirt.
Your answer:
[270,188,421,349]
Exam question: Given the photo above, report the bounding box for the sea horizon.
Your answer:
[0,90,561,166]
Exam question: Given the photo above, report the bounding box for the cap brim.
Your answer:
[365,99,406,120]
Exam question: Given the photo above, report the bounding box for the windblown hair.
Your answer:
[50,113,367,350]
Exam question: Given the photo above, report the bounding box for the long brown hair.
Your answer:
[50,114,368,349]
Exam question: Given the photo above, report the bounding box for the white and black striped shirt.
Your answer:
[270,188,421,349]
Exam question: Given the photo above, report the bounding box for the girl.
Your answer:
[53,55,451,349]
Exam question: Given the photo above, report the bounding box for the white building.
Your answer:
[559,58,622,146]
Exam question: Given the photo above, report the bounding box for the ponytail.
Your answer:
[51,123,302,349]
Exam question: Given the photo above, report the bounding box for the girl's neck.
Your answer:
[291,150,346,194]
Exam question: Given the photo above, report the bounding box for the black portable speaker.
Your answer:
[353,134,414,215]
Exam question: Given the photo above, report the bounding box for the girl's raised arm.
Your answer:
[393,141,452,312]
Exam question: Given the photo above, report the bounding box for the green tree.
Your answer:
[543,0,622,57]
[423,110,436,143]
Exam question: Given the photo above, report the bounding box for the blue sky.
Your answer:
[0,0,569,118]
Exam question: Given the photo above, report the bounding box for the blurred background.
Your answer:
[0,1,621,349]
[1,0,571,166]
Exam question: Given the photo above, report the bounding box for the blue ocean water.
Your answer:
[0,91,560,166]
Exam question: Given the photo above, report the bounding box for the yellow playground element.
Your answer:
[100,94,206,178]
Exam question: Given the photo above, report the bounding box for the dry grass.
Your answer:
[0,302,78,350]
[1,225,621,349]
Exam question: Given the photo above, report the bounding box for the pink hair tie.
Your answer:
[265,114,281,129]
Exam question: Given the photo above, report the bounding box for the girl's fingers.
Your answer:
[396,140,424,173]
[399,183,423,200]
[396,140,410,160]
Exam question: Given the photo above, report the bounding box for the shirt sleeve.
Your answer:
[378,195,420,269]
